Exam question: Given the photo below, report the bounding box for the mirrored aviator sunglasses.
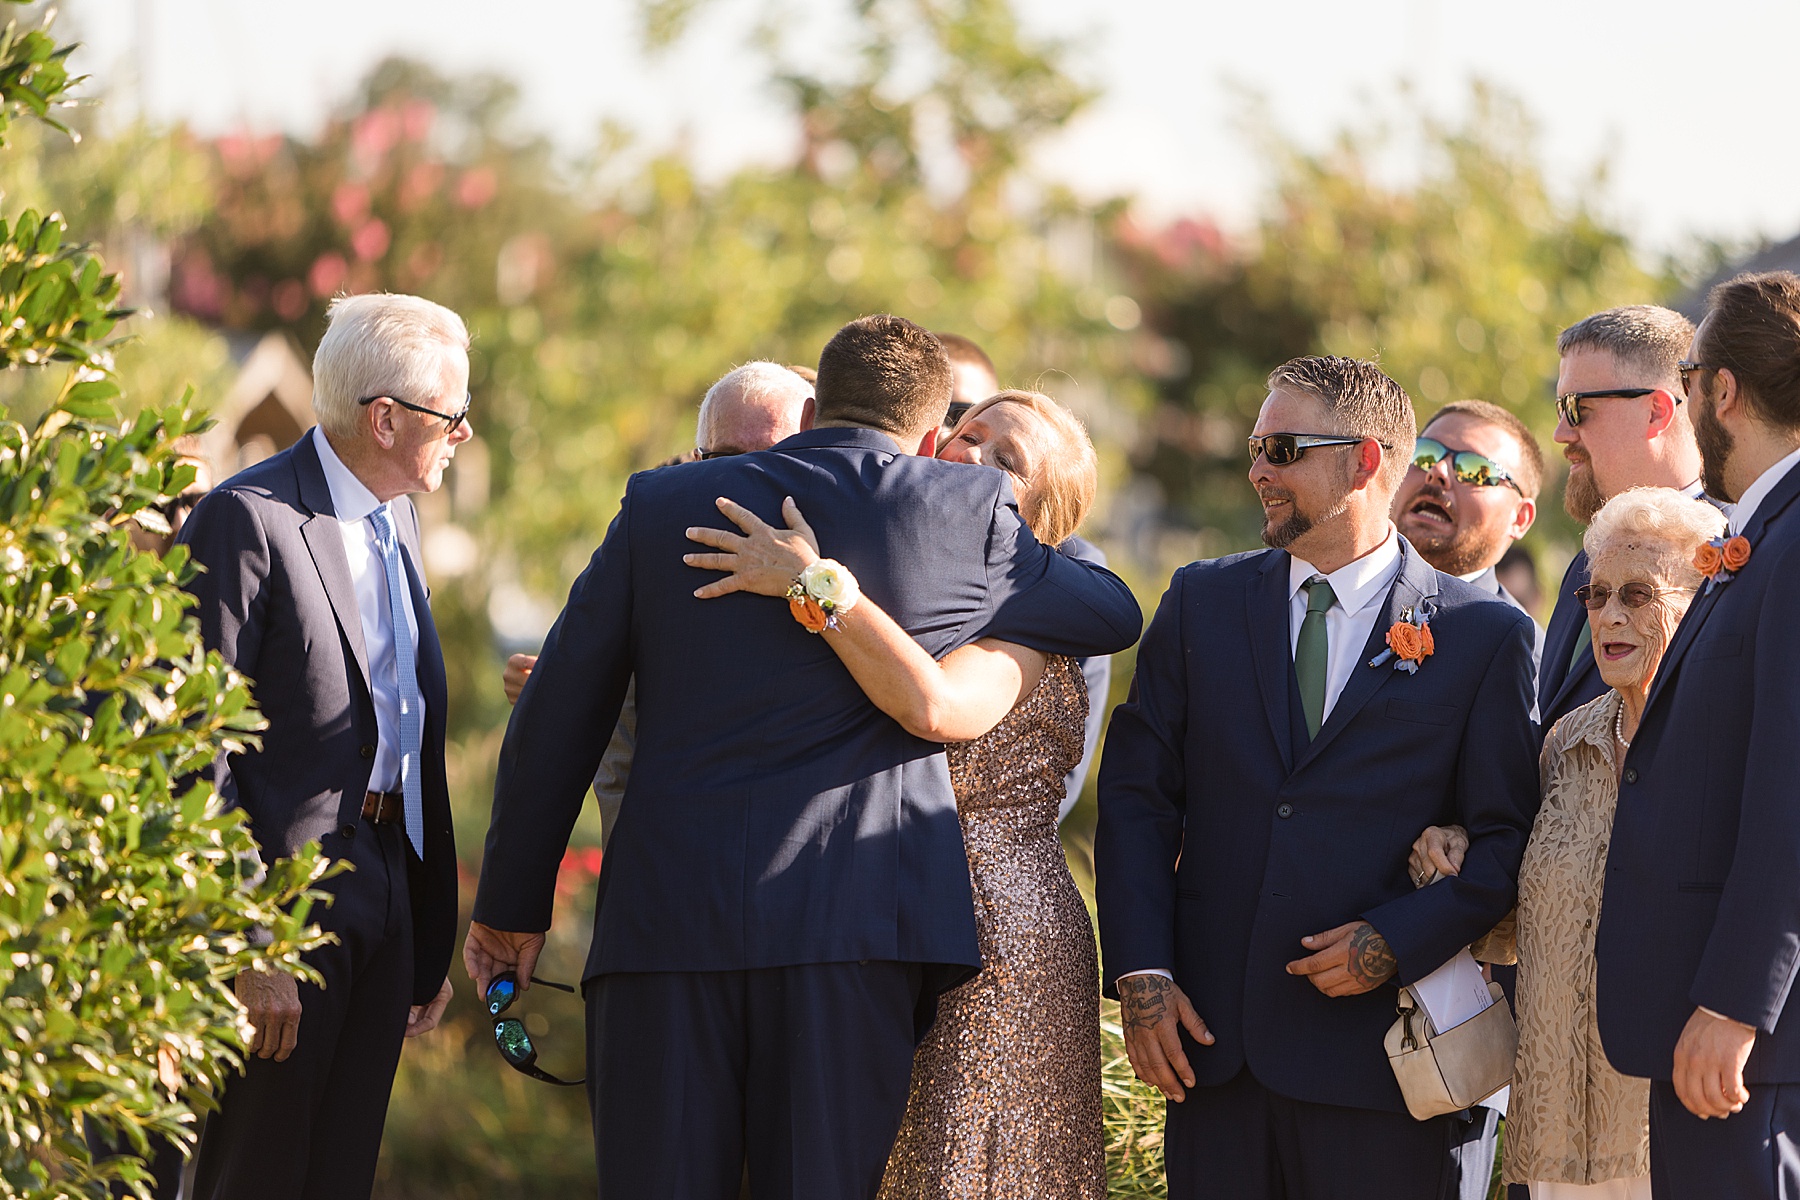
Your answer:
[1411,437,1522,493]
[485,971,584,1086]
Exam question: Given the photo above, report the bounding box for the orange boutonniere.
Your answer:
[1694,534,1752,593]
[1369,601,1438,675]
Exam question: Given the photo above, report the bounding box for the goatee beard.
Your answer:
[1262,505,1314,549]
[1564,459,1604,523]
[1694,392,1736,502]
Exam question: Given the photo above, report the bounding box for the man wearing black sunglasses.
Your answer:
[1540,306,1713,736]
[177,294,468,1200]
[1099,355,1539,1200]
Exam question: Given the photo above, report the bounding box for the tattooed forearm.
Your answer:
[1345,923,1397,989]
[1119,975,1174,1031]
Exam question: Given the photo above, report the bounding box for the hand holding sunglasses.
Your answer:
[485,970,584,1086]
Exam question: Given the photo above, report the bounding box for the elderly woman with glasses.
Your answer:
[1409,486,1726,1200]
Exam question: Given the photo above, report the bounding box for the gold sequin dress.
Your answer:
[879,655,1106,1200]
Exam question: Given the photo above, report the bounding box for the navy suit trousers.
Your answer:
[1649,1080,1800,1199]
[585,962,925,1200]
[192,819,415,1200]
[1165,1066,1455,1200]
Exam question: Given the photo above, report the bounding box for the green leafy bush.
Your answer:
[0,5,334,1196]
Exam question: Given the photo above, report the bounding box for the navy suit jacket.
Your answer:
[1539,551,1606,737]
[1598,463,1800,1082]
[177,433,458,1005]
[472,427,1143,986]
[1095,537,1540,1112]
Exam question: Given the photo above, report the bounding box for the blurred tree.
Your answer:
[1115,85,1665,561]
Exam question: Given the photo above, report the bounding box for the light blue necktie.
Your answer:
[367,506,425,859]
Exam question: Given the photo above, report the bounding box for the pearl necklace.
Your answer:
[1615,702,1632,749]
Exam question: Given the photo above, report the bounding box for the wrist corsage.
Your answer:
[786,559,860,633]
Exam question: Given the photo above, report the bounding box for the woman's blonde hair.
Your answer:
[1583,486,1727,582]
[952,389,1098,546]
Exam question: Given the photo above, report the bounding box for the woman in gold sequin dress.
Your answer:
[688,390,1108,1199]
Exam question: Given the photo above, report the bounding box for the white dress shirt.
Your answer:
[1120,529,1404,984]
[1728,444,1800,537]
[1286,527,1404,727]
[313,426,422,793]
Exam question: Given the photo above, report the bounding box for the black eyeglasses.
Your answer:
[358,391,472,433]
[1573,581,1689,610]
[1247,432,1382,466]
[1411,437,1523,494]
[1676,361,1718,395]
[694,448,738,460]
[485,971,583,1086]
[1553,388,1671,428]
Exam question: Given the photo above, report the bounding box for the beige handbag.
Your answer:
[1384,980,1517,1120]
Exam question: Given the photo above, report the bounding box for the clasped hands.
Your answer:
[1119,920,1397,1103]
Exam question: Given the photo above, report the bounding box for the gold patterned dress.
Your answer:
[879,655,1106,1200]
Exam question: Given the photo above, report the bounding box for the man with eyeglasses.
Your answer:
[1540,305,1713,735]
[176,294,468,1200]
[1395,400,1545,676]
[1098,355,1539,1200]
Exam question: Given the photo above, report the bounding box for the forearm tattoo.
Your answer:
[1119,974,1174,1032]
[1346,923,1398,989]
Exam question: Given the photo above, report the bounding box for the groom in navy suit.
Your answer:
[465,315,1141,1200]
[1596,272,1800,1198]
[1097,356,1539,1200]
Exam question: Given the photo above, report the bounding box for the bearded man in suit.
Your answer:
[1597,271,1800,1198]
[1098,355,1539,1200]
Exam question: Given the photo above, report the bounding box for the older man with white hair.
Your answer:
[178,293,468,1200]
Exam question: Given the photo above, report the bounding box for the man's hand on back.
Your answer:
[1118,974,1213,1103]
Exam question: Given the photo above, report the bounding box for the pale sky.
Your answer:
[65,0,1800,257]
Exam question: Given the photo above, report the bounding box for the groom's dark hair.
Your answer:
[814,314,954,436]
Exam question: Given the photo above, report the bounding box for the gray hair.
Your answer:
[1556,306,1693,390]
[698,361,813,428]
[1584,486,1726,579]
[312,293,471,439]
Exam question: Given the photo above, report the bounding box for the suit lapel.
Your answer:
[1540,551,1592,718]
[1644,464,1800,717]
[396,503,447,731]
[1295,540,1438,770]
[294,433,373,696]
[1246,552,1297,774]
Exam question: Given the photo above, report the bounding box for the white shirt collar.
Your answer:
[1287,525,1403,617]
[312,426,385,525]
[1456,567,1489,585]
[1729,444,1800,537]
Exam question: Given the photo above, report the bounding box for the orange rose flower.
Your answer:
[1386,621,1425,663]
[789,594,830,633]
[1721,535,1753,572]
[1419,622,1435,658]
[1693,542,1724,577]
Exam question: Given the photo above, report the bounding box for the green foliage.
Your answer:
[0,7,335,1196]
[1100,1008,1167,1199]
[0,207,129,371]
[0,4,78,146]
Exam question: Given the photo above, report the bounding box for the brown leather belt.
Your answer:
[362,790,404,825]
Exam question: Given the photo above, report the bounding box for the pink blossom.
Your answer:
[308,252,349,298]
[331,182,370,226]
[455,166,498,209]
[351,219,391,262]
[401,99,436,142]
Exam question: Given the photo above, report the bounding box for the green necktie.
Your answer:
[1296,578,1336,739]
[1569,620,1592,676]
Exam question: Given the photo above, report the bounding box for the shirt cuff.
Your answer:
[1698,1005,1756,1031]
[1118,968,1174,981]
